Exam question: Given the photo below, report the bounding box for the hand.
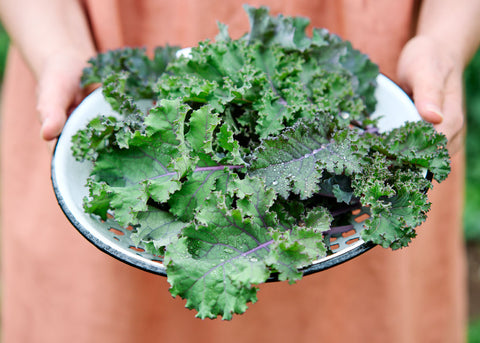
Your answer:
[397,35,465,154]
[36,52,95,144]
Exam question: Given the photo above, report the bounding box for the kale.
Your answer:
[71,5,450,319]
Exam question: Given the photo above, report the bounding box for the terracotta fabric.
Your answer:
[0,1,466,342]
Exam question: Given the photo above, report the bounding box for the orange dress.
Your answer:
[0,1,466,342]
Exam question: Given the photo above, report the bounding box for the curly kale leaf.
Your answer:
[372,120,451,182]
[248,119,366,199]
[241,4,311,50]
[130,206,188,254]
[249,119,449,250]
[160,13,378,142]
[71,115,119,161]
[241,4,379,112]
[83,99,245,226]
[351,122,449,249]
[81,46,179,99]
[165,179,329,320]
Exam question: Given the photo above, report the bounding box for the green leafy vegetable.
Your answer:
[72,5,450,320]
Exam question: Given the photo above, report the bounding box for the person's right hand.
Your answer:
[36,52,95,143]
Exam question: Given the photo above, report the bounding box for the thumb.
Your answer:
[37,74,82,141]
[409,74,445,125]
[38,104,68,141]
[397,38,446,125]
[398,63,446,125]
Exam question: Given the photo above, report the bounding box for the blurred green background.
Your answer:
[465,49,480,241]
[1,24,480,341]
[0,24,7,83]
[464,47,480,343]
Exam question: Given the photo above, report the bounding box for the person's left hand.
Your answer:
[397,35,465,154]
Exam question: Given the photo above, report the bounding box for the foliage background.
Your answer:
[0,23,480,340]
[464,47,480,343]
[465,49,480,242]
[0,24,7,82]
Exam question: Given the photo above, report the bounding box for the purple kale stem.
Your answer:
[324,224,354,235]
[149,164,243,180]
[149,171,176,180]
[239,239,273,258]
[365,126,379,135]
[195,165,243,172]
[284,146,327,165]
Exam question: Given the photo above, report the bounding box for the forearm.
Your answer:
[416,0,480,67]
[0,0,96,79]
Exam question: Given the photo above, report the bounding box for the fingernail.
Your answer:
[424,104,444,123]
[40,118,50,140]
